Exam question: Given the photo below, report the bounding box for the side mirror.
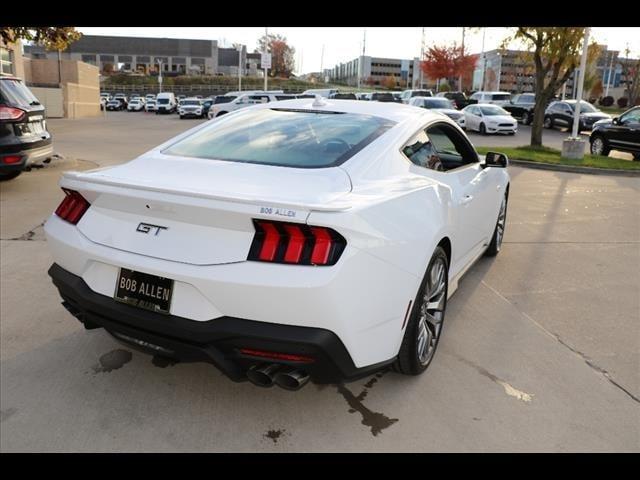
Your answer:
[612,117,619,125]
[483,151,509,168]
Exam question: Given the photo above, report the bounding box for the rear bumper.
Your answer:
[1,137,53,172]
[48,263,393,384]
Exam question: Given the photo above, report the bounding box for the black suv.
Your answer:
[0,77,53,181]
[589,106,640,160]
[436,91,475,109]
[544,100,610,132]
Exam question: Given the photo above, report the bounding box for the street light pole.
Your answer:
[237,45,242,92]
[458,27,465,92]
[480,28,486,91]
[157,59,163,93]
[604,50,615,98]
[571,28,590,138]
[263,27,268,92]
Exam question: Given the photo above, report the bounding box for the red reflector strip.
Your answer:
[258,222,280,261]
[283,224,305,263]
[239,348,315,364]
[1,155,22,165]
[310,227,333,265]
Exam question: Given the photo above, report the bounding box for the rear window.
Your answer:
[183,100,200,105]
[157,98,169,104]
[163,108,396,168]
[423,98,454,109]
[491,94,511,101]
[0,78,40,107]
[411,90,432,98]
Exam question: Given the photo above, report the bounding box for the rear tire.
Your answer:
[479,123,487,135]
[544,116,553,129]
[394,246,448,376]
[590,135,610,156]
[485,193,508,257]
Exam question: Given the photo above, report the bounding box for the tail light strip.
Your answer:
[248,219,346,266]
[54,189,90,224]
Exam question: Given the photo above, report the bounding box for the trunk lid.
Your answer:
[62,152,352,265]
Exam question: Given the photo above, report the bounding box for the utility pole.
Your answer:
[605,50,615,97]
[358,29,366,89]
[320,44,324,82]
[419,27,425,89]
[571,28,590,138]
[458,27,465,92]
[263,27,268,92]
[157,59,163,93]
[237,45,243,92]
[57,49,62,86]
[480,28,486,91]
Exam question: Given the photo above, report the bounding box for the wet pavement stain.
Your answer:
[264,429,286,444]
[152,356,178,368]
[91,349,133,374]
[0,408,18,423]
[336,370,398,437]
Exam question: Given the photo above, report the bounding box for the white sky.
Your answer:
[79,27,640,75]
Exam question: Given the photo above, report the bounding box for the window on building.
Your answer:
[1,47,14,76]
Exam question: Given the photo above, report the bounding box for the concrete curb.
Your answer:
[507,158,640,177]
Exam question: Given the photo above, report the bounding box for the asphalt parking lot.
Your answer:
[1,111,639,452]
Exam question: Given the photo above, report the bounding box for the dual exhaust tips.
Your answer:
[246,363,310,390]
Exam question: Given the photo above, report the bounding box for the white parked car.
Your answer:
[45,98,510,390]
[400,89,434,104]
[145,100,157,112]
[468,91,512,107]
[409,96,465,127]
[145,94,156,103]
[127,98,145,112]
[462,104,517,135]
[208,92,279,119]
[301,88,338,98]
[178,98,205,119]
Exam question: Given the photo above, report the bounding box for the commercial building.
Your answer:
[472,46,635,99]
[326,55,423,89]
[22,35,267,78]
[24,35,221,76]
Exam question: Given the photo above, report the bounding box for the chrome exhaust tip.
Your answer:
[246,363,281,388]
[274,368,310,391]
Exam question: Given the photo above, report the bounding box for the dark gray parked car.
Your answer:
[0,77,53,181]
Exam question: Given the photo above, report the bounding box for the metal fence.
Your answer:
[100,84,317,96]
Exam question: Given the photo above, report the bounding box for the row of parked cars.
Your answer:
[100,87,640,159]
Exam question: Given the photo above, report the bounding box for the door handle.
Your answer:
[460,195,474,205]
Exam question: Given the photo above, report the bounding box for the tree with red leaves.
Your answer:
[421,44,477,91]
[256,33,296,78]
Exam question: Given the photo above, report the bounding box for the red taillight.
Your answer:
[1,155,23,164]
[0,105,26,122]
[239,348,315,364]
[54,189,90,224]
[248,219,346,266]
[283,224,305,263]
[258,221,280,261]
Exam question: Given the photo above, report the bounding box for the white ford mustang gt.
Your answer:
[45,98,510,390]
